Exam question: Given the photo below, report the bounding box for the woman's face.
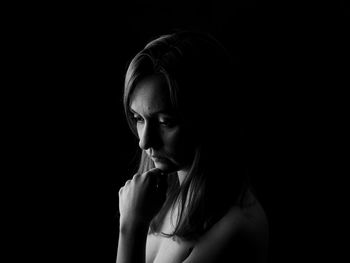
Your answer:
[129,74,194,173]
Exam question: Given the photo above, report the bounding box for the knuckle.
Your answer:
[132,173,140,180]
[125,179,131,185]
[143,168,161,180]
[141,172,150,182]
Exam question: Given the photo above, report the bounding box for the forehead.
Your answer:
[130,74,172,114]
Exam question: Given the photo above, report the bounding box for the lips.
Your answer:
[148,150,165,160]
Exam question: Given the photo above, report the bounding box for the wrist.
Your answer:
[119,216,150,235]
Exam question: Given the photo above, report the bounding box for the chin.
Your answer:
[153,160,178,173]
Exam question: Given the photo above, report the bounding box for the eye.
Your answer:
[131,115,144,124]
[159,118,175,127]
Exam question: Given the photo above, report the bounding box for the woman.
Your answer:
[117,30,269,263]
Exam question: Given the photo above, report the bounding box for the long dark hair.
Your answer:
[123,30,250,241]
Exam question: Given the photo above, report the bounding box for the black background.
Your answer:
[8,3,348,263]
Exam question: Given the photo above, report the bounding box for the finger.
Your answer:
[142,168,163,184]
[132,173,140,180]
[124,180,131,186]
[143,168,163,176]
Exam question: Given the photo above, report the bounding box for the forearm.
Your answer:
[116,221,149,263]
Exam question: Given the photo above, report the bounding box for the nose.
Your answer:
[138,122,158,150]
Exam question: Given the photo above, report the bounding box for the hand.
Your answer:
[118,168,168,230]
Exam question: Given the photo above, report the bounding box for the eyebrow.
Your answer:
[129,107,174,116]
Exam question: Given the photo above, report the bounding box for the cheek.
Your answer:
[163,128,194,160]
[162,128,182,149]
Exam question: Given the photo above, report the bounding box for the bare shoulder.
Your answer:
[238,191,269,261]
[240,189,269,238]
[184,190,269,263]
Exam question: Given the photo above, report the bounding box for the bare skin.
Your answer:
[145,189,269,263]
[118,169,269,263]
